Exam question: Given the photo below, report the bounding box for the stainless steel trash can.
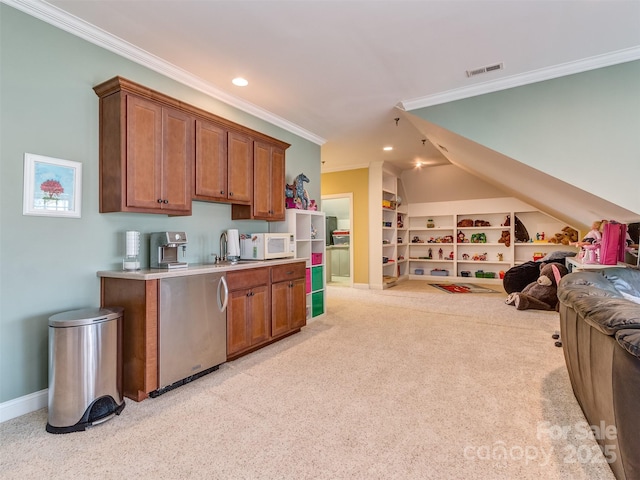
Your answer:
[46,307,125,433]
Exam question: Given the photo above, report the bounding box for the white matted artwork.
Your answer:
[23,153,82,218]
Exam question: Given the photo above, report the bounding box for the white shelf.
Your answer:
[406,201,580,280]
[271,209,326,319]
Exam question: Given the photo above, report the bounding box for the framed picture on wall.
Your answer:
[23,153,82,218]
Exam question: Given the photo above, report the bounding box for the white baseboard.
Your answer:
[0,389,48,423]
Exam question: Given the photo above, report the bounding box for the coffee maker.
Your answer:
[150,232,188,269]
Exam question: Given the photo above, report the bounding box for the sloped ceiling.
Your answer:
[402,111,638,233]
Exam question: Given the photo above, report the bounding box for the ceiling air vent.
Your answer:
[466,62,504,78]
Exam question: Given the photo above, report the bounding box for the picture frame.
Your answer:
[23,153,82,218]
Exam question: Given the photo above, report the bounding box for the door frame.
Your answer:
[321,193,353,287]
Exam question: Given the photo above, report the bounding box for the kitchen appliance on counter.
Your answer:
[151,272,228,397]
[123,230,141,271]
[150,232,188,269]
[240,233,295,260]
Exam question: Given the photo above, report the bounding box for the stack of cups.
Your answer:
[123,230,141,271]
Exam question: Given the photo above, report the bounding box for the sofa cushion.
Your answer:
[615,329,640,359]
[602,267,640,301]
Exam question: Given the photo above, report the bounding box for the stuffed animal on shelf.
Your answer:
[505,262,568,311]
[548,226,579,245]
[498,230,511,247]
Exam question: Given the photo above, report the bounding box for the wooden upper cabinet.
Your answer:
[193,119,228,202]
[94,76,289,218]
[94,78,192,215]
[193,121,252,205]
[227,130,253,204]
[232,140,287,221]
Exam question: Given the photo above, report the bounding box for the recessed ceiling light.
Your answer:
[232,77,248,87]
[383,146,393,151]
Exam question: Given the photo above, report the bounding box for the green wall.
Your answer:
[0,5,320,403]
[410,61,640,214]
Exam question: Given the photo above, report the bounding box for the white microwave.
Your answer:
[240,233,295,260]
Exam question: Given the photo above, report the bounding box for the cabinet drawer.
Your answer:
[226,267,269,290]
[271,262,306,283]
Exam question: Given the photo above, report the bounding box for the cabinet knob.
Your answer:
[229,192,233,197]
[220,190,225,195]
[163,199,169,204]
[157,199,163,203]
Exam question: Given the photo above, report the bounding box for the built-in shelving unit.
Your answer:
[407,199,579,283]
[369,162,409,289]
[271,209,326,318]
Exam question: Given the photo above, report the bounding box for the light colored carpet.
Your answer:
[0,282,615,479]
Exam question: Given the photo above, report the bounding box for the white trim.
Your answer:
[2,0,326,146]
[400,46,640,110]
[0,389,47,423]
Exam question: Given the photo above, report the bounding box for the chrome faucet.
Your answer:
[219,231,228,263]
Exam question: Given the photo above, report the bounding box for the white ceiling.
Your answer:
[13,0,640,172]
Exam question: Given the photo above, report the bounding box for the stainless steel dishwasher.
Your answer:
[152,272,228,396]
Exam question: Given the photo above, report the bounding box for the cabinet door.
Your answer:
[249,285,270,346]
[272,277,306,337]
[253,141,272,219]
[253,142,285,221]
[194,119,227,201]
[289,277,307,330]
[162,107,192,213]
[227,288,251,356]
[126,95,163,210]
[271,280,291,338]
[270,146,286,220]
[227,130,253,204]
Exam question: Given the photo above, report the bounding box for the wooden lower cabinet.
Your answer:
[99,261,307,400]
[226,268,271,358]
[271,263,307,338]
[100,277,158,402]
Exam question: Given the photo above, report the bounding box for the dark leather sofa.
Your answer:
[557,267,640,480]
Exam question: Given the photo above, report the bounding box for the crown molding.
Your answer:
[2,0,326,145]
[400,45,640,111]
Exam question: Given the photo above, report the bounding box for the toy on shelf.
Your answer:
[294,173,310,210]
[471,233,487,243]
[498,230,511,247]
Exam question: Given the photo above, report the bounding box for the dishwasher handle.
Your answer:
[217,276,229,312]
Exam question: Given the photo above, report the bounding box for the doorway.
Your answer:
[322,194,353,287]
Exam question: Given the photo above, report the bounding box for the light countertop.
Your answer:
[97,258,306,280]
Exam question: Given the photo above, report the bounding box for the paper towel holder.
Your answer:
[227,229,241,263]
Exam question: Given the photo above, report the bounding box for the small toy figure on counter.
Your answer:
[428,248,433,259]
[438,248,443,259]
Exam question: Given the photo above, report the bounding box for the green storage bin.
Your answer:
[311,266,323,291]
[312,291,324,317]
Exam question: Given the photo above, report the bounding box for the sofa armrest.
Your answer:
[558,271,640,336]
[615,329,640,359]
